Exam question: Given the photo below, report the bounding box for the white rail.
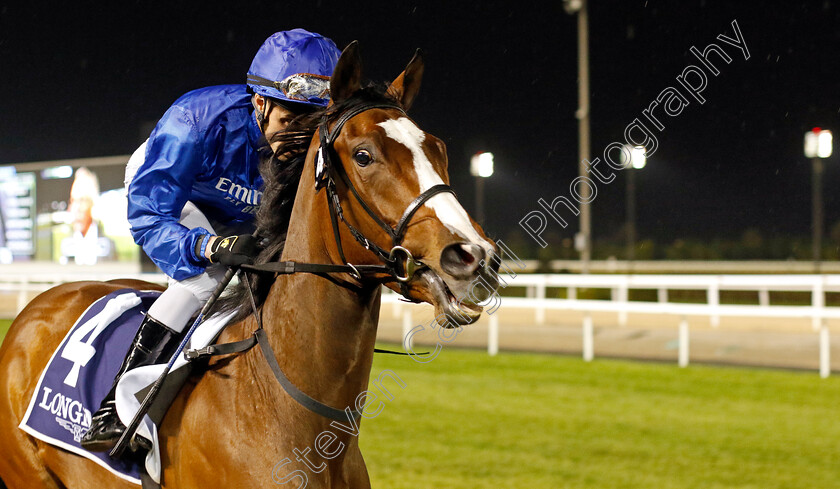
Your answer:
[3,271,839,377]
[0,273,167,318]
[383,274,840,378]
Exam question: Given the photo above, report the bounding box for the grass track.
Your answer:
[2,320,838,487]
[0,319,10,347]
[360,345,840,489]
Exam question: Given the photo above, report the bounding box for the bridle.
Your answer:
[318,102,456,290]
[245,100,457,299]
[194,100,454,423]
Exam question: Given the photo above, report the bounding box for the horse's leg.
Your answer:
[0,282,144,489]
[0,418,58,489]
[160,339,283,488]
[340,441,371,489]
[0,400,60,488]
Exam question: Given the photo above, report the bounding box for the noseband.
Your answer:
[244,101,457,300]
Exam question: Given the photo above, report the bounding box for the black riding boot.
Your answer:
[80,314,182,453]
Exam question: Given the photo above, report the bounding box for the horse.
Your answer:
[0,42,499,488]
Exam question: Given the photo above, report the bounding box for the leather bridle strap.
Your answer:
[318,103,458,286]
[329,155,399,243]
[327,103,405,144]
[183,327,361,423]
[392,184,456,245]
[255,328,362,422]
[191,272,364,422]
[178,103,458,429]
[242,261,390,277]
[319,103,406,266]
[183,269,428,424]
[186,334,424,361]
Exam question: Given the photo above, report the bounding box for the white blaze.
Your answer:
[378,117,489,248]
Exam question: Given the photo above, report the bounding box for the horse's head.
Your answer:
[308,42,499,326]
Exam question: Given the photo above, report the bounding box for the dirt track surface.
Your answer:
[375,302,840,373]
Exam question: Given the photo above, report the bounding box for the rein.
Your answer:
[186,270,424,423]
[192,100,444,424]
[187,272,363,422]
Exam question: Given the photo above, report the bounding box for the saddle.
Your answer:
[19,289,237,486]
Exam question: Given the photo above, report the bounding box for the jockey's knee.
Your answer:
[147,266,225,333]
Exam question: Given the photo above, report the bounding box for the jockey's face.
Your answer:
[254,94,297,153]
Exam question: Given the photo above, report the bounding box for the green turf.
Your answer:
[359,345,840,489]
[0,319,11,347]
[2,317,837,487]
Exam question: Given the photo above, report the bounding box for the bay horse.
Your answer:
[0,42,498,488]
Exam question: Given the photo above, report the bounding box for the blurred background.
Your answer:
[1,1,838,266]
[3,3,840,487]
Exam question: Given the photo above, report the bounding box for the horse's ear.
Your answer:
[330,41,362,105]
[387,49,424,111]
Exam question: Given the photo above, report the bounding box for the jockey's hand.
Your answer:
[206,234,260,267]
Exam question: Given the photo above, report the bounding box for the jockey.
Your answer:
[81,28,341,452]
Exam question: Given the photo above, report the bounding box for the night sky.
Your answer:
[2,1,839,249]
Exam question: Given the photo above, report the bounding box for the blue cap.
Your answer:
[247,29,341,107]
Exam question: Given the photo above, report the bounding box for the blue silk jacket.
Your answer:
[127,85,265,280]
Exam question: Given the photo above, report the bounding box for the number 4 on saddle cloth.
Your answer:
[19,289,237,486]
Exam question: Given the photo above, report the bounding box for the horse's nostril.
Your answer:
[455,245,476,265]
[440,243,484,279]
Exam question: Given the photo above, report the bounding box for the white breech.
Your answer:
[126,141,226,333]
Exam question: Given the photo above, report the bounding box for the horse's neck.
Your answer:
[259,184,382,411]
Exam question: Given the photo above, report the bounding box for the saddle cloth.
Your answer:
[19,289,237,485]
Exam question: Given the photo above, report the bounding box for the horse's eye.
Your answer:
[353,149,372,167]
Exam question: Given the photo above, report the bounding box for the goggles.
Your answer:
[247,72,331,103]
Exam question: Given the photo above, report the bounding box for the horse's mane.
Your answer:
[214,83,397,321]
